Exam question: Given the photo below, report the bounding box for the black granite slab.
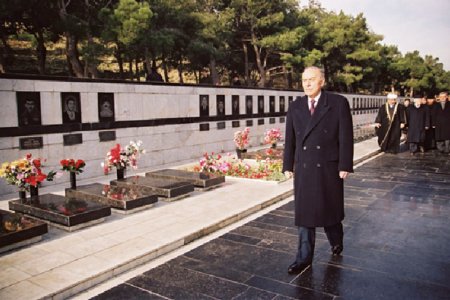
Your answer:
[91,284,166,300]
[145,169,225,189]
[241,147,284,159]
[111,176,194,199]
[0,209,47,249]
[8,194,111,228]
[65,183,158,211]
[94,150,450,300]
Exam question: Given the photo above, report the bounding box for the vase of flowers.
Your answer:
[234,127,250,159]
[60,158,86,189]
[116,168,125,180]
[264,128,282,149]
[102,140,145,180]
[0,154,56,199]
[18,190,26,200]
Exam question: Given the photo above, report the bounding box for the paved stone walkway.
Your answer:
[91,151,450,300]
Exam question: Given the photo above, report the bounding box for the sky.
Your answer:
[315,0,450,70]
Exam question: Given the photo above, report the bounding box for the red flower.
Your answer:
[32,159,41,168]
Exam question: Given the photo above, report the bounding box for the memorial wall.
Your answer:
[0,75,385,194]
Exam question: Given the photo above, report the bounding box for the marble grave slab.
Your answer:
[111,176,194,201]
[145,169,225,189]
[0,209,48,253]
[66,183,158,213]
[9,194,111,231]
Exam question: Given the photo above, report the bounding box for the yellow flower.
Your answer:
[0,169,5,177]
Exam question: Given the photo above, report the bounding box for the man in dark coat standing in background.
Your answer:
[407,98,430,155]
[282,66,354,274]
[435,91,450,154]
[374,93,406,154]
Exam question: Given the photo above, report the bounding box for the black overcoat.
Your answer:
[435,101,450,140]
[407,106,429,143]
[282,91,354,227]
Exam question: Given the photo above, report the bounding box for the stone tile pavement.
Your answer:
[88,149,450,300]
[0,138,383,299]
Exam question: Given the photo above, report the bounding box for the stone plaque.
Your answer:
[258,119,265,125]
[246,120,253,127]
[269,118,276,124]
[216,95,225,116]
[280,96,285,112]
[258,96,264,114]
[19,137,43,150]
[99,131,116,142]
[232,121,240,128]
[232,95,240,115]
[269,96,275,113]
[16,92,42,127]
[245,95,253,115]
[199,123,210,131]
[98,93,115,122]
[61,92,81,124]
[280,117,286,123]
[63,133,83,146]
[217,122,226,130]
[199,95,209,117]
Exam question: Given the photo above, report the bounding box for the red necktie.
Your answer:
[310,99,315,115]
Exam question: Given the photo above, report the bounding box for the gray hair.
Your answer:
[303,66,325,80]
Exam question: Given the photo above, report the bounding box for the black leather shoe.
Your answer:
[287,262,310,274]
[331,244,343,255]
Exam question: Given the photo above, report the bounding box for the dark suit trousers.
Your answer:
[296,223,343,264]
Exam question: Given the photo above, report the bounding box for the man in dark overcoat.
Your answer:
[282,66,354,274]
[407,98,430,154]
[435,91,450,153]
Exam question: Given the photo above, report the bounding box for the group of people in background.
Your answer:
[375,91,450,155]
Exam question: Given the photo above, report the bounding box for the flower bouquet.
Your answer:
[264,128,282,148]
[234,127,250,159]
[102,140,145,179]
[0,153,57,199]
[60,158,86,189]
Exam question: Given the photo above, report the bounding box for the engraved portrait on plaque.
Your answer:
[217,95,225,116]
[258,96,264,114]
[246,96,253,115]
[232,95,240,115]
[269,96,275,113]
[61,92,81,124]
[98,93,115,122]
[17,92,41,127]
[280,96,285,113]
[199,95,209,117]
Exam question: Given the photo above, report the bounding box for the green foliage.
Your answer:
[0,0,448,93]
[113,0,153,45]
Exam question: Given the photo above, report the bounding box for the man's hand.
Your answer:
[400,123,405,129]
[374,123,381,128]
[284,171,293,179]
[339,171,349,179]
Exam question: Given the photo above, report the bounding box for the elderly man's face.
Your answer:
[438,93,448,102]
[387,98,396,105]
[302,68,324,98]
